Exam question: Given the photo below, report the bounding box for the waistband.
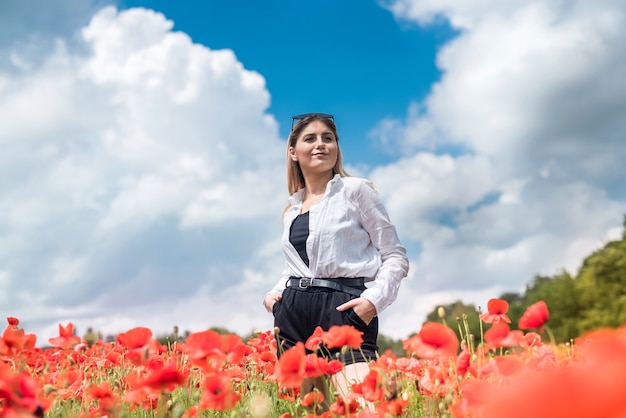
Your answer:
[286,277,365,297]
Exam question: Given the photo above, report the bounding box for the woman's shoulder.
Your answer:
[337,176,377,192]
[335,176,379,201]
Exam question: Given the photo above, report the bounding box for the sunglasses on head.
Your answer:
[291,113,335,131]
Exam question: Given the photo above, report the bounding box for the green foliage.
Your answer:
[419,217,626,344]
[575,238,626,333]
[377,333,404,355]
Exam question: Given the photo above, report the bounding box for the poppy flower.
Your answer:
[521,332,543,348]
[199,373,241,412]
[48,323,82,349]
[484,323,524,349]
[116,327,157,365]
[518,301,549,330]
[456,347,471,377]
[86,381,120,415]
[351,368,386,402]
[403,322,459,359]
[1,325,36,355]
[321,325,363,349]
[305,326,324,351]
[182,329,223,360]
[116,327,153,349]
[419,364,455,396]
[6,317,19,327]
[275,342,306,389]
[329,396,360,416]
[139,360,186,391]
[0,370,46,416]
[220,334,247,364]
[321,359,343,375]
[479,299,511,324]
[300,390,324,407]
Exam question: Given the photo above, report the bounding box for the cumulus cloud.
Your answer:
[0,4,286,341]
[374,0,626,338]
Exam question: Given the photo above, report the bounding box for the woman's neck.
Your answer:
[303,172,334,196]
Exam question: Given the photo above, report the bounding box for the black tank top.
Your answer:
[289,212,310,267]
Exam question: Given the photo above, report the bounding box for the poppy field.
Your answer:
[1,299,626,417]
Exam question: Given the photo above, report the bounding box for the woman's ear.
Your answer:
[289,147,298,162]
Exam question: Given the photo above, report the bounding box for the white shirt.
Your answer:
[267,174,409,315]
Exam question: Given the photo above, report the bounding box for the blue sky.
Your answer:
[119,0,453,165]
[1,0,625,343]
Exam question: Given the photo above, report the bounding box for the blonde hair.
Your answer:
[286,114,349,195]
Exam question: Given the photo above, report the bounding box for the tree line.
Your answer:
[422,215,626,345]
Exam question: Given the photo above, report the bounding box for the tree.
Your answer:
[575,238,626,333]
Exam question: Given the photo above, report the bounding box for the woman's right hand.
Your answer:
[263,293,282,312]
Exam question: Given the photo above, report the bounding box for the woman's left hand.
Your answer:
[336,298,377,325]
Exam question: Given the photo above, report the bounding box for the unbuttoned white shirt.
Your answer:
[267,174,409,315]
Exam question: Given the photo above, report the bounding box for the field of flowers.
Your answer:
[1,299,625,417]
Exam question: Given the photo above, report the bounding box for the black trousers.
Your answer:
[272,286,378,365]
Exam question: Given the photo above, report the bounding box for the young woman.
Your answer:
[263,113,409,401]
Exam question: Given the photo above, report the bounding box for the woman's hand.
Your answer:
[336,298,377,325]
[263,293,282,313]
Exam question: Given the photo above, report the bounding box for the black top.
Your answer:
[289,211,310,266]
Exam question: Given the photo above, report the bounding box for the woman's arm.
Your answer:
[356,180,409,315]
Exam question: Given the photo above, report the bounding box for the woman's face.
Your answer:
[290,120,339,177]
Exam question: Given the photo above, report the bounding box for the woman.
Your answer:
[263,113,409,401]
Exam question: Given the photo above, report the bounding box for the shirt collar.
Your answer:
[287,174,342,206]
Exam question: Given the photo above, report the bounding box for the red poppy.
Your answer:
[456,347,471,377]
[305,326,324,351]
[302,354,343,378]
[420,364,455,396]
[199,372,241,411]
[139,359,186,391]
[479,299,511,324]
[116,327,153,349]
[86,381,120,415]
[321,325,363,349]
[351,368,386,402]
[521,332,543,348]
[329,396,360,416]
[0,363,46,416]
[484,323,524,349]
[48,323,82,349]
[181,330,244,365]
[220,333,247,364]
[182,329,223,360]
[1,325,36,355]
[376,397,410,417]
[450,379,492,418]
[321,359,343,376]
[518,301,549,330]
[403,322,459,359]
[300,390,324,407]
[6,317,19,327]
[275,342,306,389]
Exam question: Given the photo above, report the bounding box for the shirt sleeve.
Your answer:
[356,180,409,314]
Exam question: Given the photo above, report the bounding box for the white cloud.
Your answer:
[0,5,287,342]
[373,0,626,322]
